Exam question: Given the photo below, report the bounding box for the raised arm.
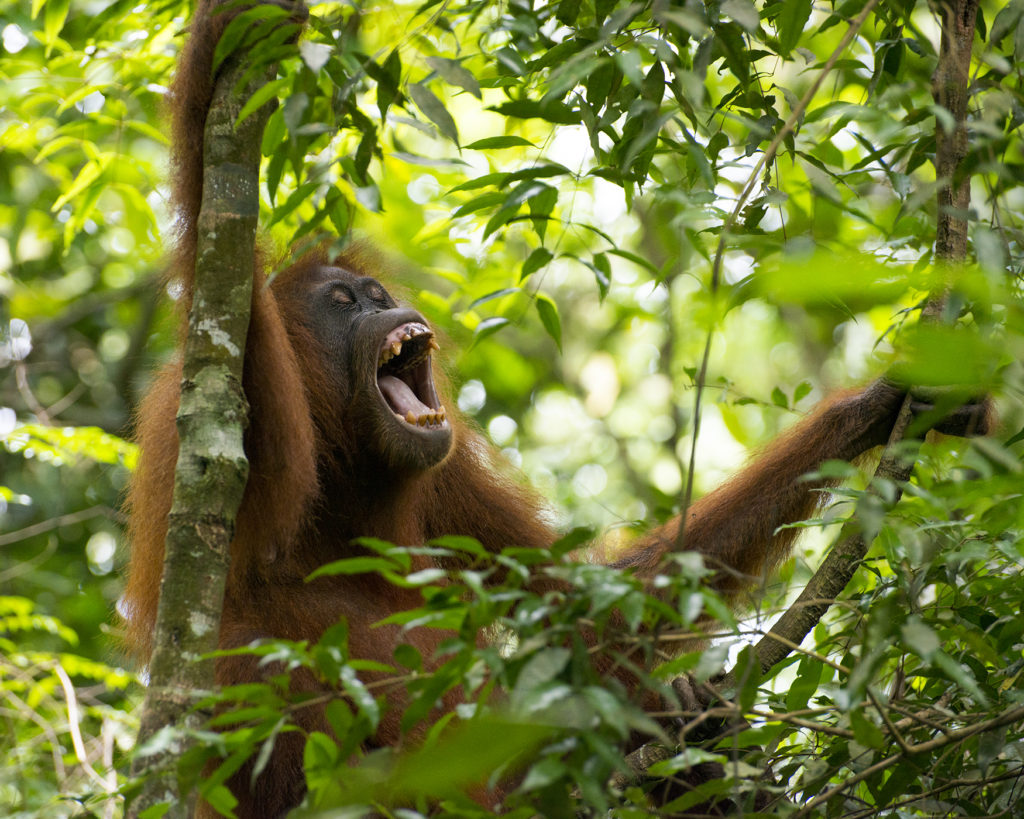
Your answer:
[617,381,987,596]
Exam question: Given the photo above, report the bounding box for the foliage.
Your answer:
[1,0,1023,816]
[0,596,135,818]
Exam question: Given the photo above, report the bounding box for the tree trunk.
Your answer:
[126,10,280,816]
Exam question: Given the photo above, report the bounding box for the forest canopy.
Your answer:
[1,0,1023,816]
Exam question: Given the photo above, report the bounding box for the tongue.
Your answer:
[379,375,432,415]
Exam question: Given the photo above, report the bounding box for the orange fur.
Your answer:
[121,4,964,815]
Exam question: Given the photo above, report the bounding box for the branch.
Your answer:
[623,0,982,798]
[753,0,979,683]
[675,0,881,552]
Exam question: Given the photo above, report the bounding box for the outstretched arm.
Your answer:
[617,381,988,597]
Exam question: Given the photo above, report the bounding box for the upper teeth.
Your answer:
[378,324,439,369]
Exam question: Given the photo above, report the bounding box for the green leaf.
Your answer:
[446,172,509,194]
[469,288,520,309]
[138,803,171,819]
[42,0,70,51]
[429,534,486,557]
[328,191,351,237]
[556,0,581,25]
[308,556,402,579]
[213,5,291,71]
[472,316,510,344]
[933,652,989,707]
[452,191,506,218]
[712,21,750,84]
[51,158,105,212]
[55,83,110,115]
[4,424,136,468]
[535,293,561,351]
[776,0,812,56]
[372,49,402,121]
[236,76,291,126]
[732,645,760,711]
[786,654,823,712]
[756,252,909,305]
[528,185,558,240]
[200,784,238,818]
[849,709,885,749]
[901,618,940,661]
[722,0,759,33]
[491,99,580,125]
[464,136,535,150]
[425,56,481,99]
[340,666,381,727]
[483,181,555,239]
[408,82,459,145]
[520,755,567,791]
[521,247,553,281]
[892,324,998,390]
[494,46,528,75]
[649,748,724,776]
[587,253,611,299]
[514,647,570,696]
[990,1,1023,46]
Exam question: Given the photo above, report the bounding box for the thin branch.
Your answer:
[752,0,980,680]
[54,663,116,793]
[675,0,882,552]
[0,505,121,547]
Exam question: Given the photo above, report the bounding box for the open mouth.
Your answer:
[376,322,447,429]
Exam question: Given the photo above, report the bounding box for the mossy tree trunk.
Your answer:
[127,6,280,816]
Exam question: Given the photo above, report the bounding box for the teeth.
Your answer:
[429,339,440,351]
[391,341,402,357]
[398,408,448,427]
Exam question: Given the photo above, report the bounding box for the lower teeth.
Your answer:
[397,410,445,427]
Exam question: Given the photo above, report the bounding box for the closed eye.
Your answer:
[365,282,393,306]
[331,284,355,305]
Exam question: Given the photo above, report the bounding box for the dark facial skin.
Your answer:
[289,265,453,472]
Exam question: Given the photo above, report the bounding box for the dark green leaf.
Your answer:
[990,1,1023,46]
[521,247,554,281]
[491,99,580,125]
[408,82,460,145]
[776,0,812,56]
[785,654,823,712]
[535,293,561,351]
[464,136,535,150]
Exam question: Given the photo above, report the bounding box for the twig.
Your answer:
[54,663,116,793]
[0,505,121,547]
[675,0,882,552]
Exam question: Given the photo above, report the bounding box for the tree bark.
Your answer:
[127,12,280,817]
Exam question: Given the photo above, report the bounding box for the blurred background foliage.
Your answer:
[1,0,1023,815]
